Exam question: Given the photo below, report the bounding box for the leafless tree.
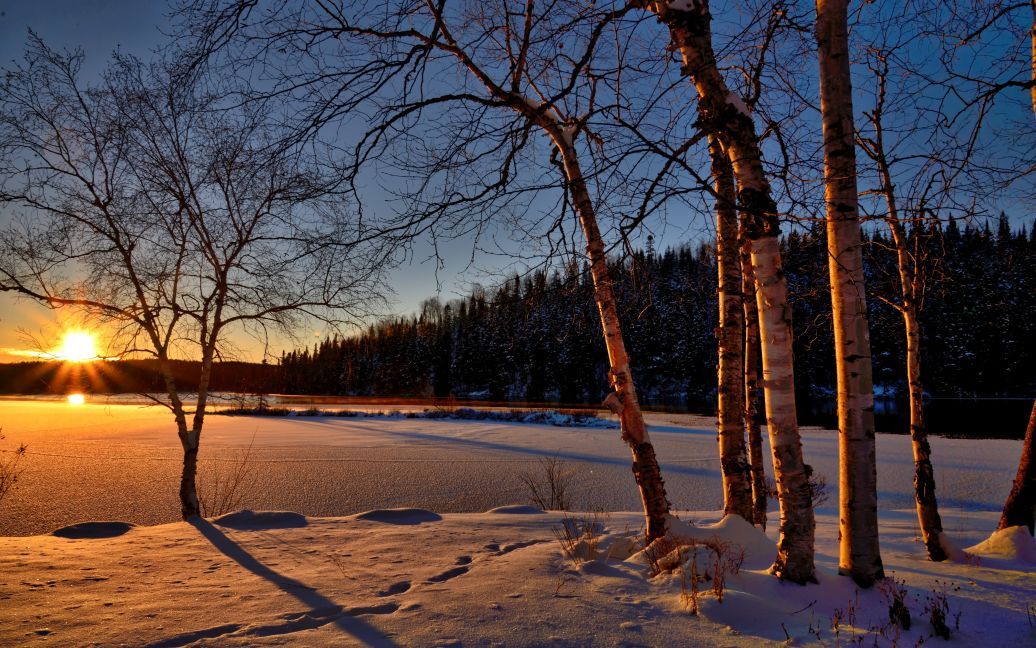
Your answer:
[816,0,884,587]
[850,0,1034,560]
[710,135,754,522]
[0,37,385,517]
[177,0,678,539]
[639,0,816,584]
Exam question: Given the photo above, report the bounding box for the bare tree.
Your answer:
[740,234,767,529]
[856,51,949,562]
[710,135,753,521]
[816,0,884,587]
[640,0,816,583]
[177,0,675,539]
[0,38,384,517]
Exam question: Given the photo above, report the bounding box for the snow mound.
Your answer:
[694,514,776,569]
[51,521,136,539]
[965,525,1036,565]
[211,510,309,530]
[626,515,775,570]
[352,508,443,525]
[486,505,545,515]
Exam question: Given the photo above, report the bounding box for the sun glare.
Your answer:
[67,393,86,406]
[55,331,98,363]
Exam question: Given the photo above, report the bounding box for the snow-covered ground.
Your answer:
[0,401,1022,536]
[0,400,1033,646]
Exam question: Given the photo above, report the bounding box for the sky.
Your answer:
[0,1,1031,364]
[0,0,510,362]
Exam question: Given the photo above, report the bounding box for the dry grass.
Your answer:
[519,456,578,511]
[879,575,912,631]
[552,511,607,567]
[198,433,257,518]
[0,428,27,507]
[765,471,829,507]
[642,534,746,614]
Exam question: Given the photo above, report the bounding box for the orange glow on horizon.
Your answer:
[67,393,86,405]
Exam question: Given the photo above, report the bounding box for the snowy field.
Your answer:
[0,399,1033,646]
[0,400,1022,537]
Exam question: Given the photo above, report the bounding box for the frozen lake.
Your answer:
[0,399,1023,536]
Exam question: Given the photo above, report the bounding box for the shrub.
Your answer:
[0,428,27,507]
[519,456,577,511]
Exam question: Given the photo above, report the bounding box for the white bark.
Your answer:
[647,0,816,582]
[816,0,884,586]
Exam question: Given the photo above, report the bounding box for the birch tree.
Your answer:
[856,52,948,561]
[741,235,767,529]
[815,0,884,587]
[639,0,816,583]
[851,0,1035,559]
[0,39,383,517]
[178,0,674,540]
[710,135,754,521]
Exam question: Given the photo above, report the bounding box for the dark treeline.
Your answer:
[280,217,1036,416]
[3,218,1033,436]
[0,359,272,396]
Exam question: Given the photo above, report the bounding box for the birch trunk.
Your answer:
[1000,400,1036,534]
[181,348,216,518]
[647,0,815,582]
[904,304,946,558]
[418,9,672,542]
[158,358,200,518]
[711,135,754,520]
[816,0,884,586]
[557,141,671,541]
[741,234,768,530]
[868,70,947,560]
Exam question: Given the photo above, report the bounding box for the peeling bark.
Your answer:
[559,142,671,541]
[712,135,754,521]
[905,307,946,559]
[645,0,815,583]
[816,0,884,586]
[741,234,767,530]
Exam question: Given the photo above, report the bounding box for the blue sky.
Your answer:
[0,0,509,360]
[0,1,1031,362]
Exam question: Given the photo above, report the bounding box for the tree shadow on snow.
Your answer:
[293,418,717,478]
[186,518,400,647]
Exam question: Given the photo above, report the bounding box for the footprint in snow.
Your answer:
[376,580,412,597]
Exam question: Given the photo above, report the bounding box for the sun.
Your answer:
[55,331,98,363]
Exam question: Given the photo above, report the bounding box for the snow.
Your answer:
[726,91,750,117]
[668,0,705,12]
[0,402,1024,538]
[1,508,1032,646]
[0,400,1032,645]
[50,521,136,539]
[213,510,309,530]
[966,525,1036,565]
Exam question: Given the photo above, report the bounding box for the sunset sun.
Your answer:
[55,331,98,363]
